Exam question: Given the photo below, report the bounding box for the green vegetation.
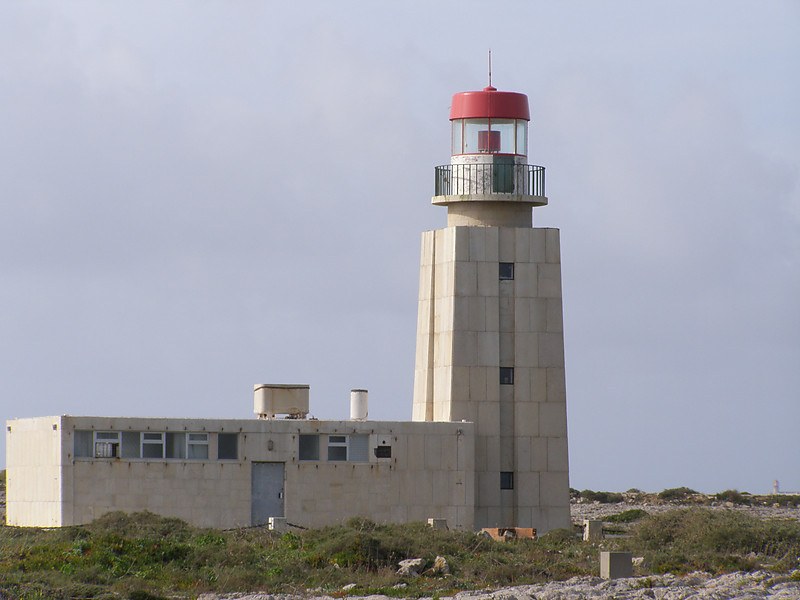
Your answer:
[715,489,751,505]
[0,512,598,599]
[578,489,623,503]
[1,502,799,599]
[625,508,800,574]
[658,487,699,501]
[605,509,648,523]
[768,495,800,508]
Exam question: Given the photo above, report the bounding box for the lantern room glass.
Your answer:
[451,118,528,156]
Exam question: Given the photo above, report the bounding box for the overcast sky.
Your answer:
[1,1,798,494]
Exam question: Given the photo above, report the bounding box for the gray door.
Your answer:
[251,462,285,525]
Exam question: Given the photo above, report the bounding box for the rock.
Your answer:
[431,555,450,575]
[397,557,426,577]
[341,583,357,591]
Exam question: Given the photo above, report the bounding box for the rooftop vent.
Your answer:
[350,389,368,421]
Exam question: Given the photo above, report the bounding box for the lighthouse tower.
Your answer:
[412,83,570,532]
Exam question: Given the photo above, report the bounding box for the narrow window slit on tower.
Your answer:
[499,262,515,280]
[499,367,514,385]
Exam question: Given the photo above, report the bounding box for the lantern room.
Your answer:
[450,86,530,157]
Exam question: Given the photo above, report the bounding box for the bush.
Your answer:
[715,490,751,505]
[580,489,623,503]
[86,511,193,540]
[627,508,800,574]
[3,508,798,598]
[765,495,800,508]
[606,509,648,523]
[658,487,698,501]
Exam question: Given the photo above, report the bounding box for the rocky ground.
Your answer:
[203,570,800,599]
[570,496,800,524]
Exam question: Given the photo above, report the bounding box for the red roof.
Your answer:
[450,86,530,120]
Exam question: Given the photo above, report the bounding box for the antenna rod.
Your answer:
[488,49,492,87]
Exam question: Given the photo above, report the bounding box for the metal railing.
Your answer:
[434,163,545,197]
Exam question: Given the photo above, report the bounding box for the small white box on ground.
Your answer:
[427,518,448,530]
[583,519,603,541]
[268,517,287,532]
[600,551,633,579]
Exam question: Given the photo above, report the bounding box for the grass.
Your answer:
[577,489,624,503]
[0,513,599,599]
[1,502,798,599]
[605,509,648,523]
[624,508,800,574]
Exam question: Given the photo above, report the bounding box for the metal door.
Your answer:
[251,462,285,525]
[492,156,516,193]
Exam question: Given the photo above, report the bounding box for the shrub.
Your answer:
[658,487,698,501]
[128,590,169,600]
[606,509,648,523]
[765,495,800,508]
[86,511,193,540]
[627,508,800,574]
[715,489,750,505]
[580,489,623,503]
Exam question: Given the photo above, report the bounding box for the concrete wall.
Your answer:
[6,416,65,526]
[6,416,474,530]
[287,422,474,529]
[412,225,570,533]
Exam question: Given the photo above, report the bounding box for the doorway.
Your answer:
[251,462,285,526]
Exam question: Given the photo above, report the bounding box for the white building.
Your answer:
[6,82,570,533]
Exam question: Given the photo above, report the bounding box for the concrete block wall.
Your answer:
[7,416,475,530]
[413,225,570,532]
[284,421,474,529]
[5,416,64,526]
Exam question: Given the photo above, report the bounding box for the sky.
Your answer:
[1,1,798,495]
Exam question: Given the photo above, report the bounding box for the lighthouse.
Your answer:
[412,83,571,532]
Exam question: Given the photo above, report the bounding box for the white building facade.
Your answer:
[6,412,474,529]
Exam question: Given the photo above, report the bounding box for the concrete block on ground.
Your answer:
[583,519,603,541]
[600,551,633,579]
[268,517,287,532]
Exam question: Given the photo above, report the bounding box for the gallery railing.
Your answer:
[434,163,545,197]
